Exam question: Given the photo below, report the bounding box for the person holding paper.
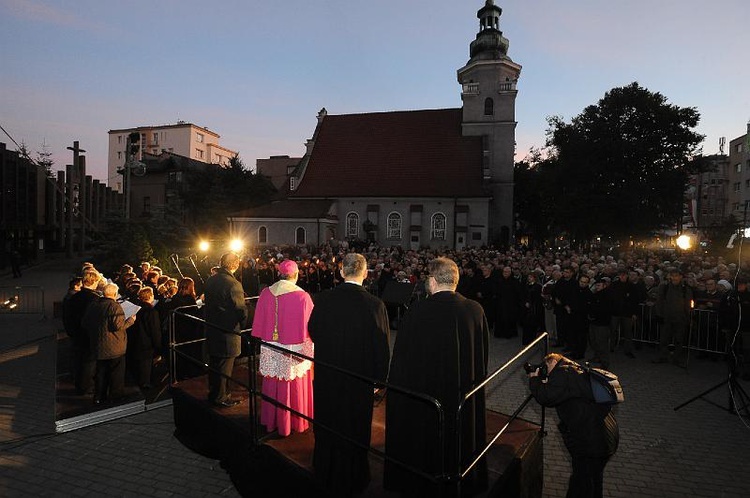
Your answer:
[82,283,136,404]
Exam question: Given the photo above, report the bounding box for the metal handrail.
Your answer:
[167,307,449,486]
[169,307,550,491]
[455,332,549,491]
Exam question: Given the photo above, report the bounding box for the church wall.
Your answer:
[228,219,334,247]
[335,197,489,249]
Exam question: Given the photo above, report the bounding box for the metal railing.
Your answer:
[0,286,45,317]
[635,303,727,367]
[634,303,660,345]
[687,308,726,357]
[166,309,549,496]
[167,305,445,484]
[456,333,548,494]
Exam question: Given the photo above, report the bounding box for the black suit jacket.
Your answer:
[204,268,247,358]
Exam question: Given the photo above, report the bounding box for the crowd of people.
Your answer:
[60,240,750,496]
[62,260,203,403]
[234,241,749,371]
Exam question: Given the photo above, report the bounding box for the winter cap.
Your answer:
[717,279,732,291]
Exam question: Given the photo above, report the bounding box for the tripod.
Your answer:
[676,232,750,421]
[674,349,750,419]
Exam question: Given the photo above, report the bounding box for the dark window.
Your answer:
[484,97,494,116]
[258,226,267,244]
[296,227,306,244]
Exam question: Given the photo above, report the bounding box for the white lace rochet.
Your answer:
[258,339,314,381]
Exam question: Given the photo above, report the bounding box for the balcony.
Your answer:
[462,83,480,96]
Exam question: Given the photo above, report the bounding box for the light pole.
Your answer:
[122,132,146,220]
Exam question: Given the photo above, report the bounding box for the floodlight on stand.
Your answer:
[229,239,244,252]
[198,240,210,252]
[676,234,692,250]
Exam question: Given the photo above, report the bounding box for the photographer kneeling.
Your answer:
[528,353,619,498]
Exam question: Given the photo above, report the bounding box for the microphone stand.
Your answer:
[188,254,205,285]
[170,254,185,279]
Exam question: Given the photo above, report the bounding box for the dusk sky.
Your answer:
[2,0,749,186]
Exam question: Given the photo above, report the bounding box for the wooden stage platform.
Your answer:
[171,368,543,497]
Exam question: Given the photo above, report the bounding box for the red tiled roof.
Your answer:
[229,199,336,219]
[291,108,486,198]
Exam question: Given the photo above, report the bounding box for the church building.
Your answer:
[230,1,521,249]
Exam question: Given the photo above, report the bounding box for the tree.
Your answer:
[513,150,558,246]
[17,141,31,160]
[36,140,54,177]
[182,154,277,234]
[90,214,154,275]
[537,82,705,243]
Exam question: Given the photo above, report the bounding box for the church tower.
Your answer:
[457,0,521,246]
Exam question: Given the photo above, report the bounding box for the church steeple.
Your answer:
[456,1,522,247]
[469,0,510,60]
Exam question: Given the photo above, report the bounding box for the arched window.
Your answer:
[295,226,306,245]
[431,212,446,240]
[387,212,402,239]
[258,226,267,244]
[484,97,494,116]
[346,212,359,238]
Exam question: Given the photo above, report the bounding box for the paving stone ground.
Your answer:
[1,258,749,497]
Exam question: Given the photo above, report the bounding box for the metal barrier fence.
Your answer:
[635,303,727,359]
[687,308,726,355]
[0,286,45,316]
[634,303,660,345]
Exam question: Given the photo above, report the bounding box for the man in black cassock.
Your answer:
[384,257,489,497]
[308,253,391,496]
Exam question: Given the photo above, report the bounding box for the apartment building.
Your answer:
[694,154,729,229]
[108,122,237,192]
[256,155,301,192]
[726,125,750,224]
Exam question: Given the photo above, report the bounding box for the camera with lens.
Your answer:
[523,361,547,378]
